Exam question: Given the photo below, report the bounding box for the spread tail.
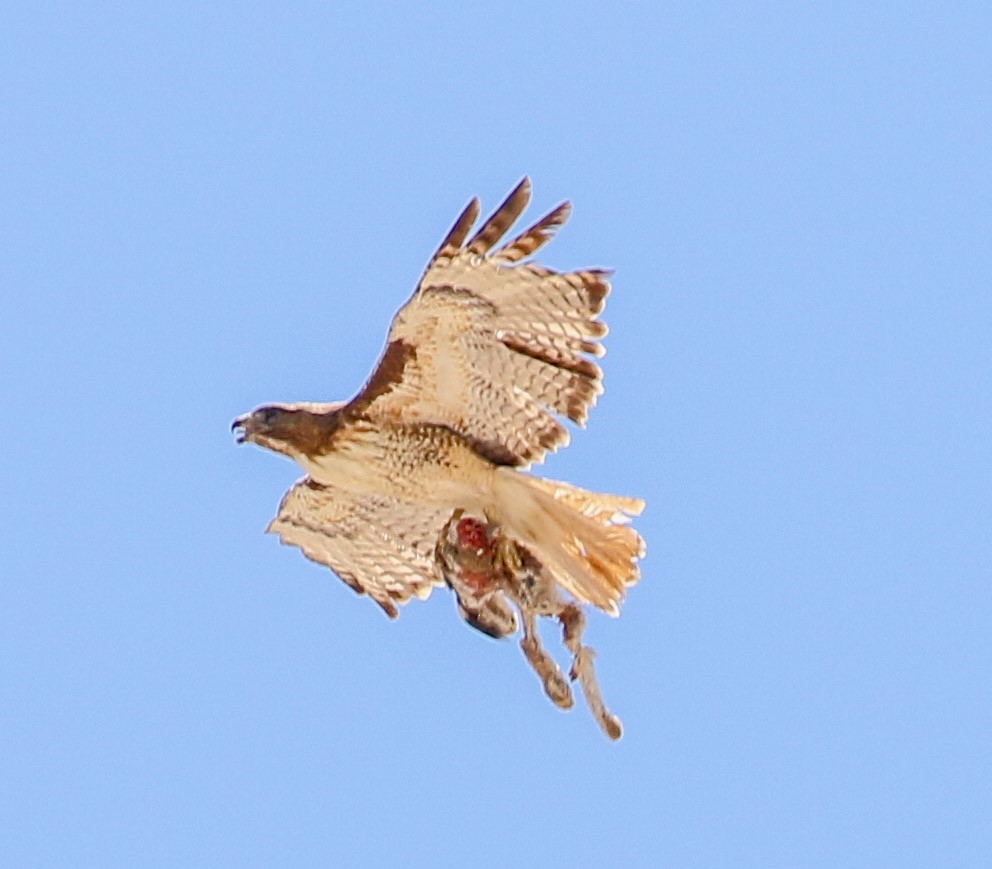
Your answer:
[494,469,646,615]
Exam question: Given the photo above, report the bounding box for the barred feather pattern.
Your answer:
[356,177,611,467]
[268,478,451,618]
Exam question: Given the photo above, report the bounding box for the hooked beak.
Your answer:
[231,414,250,444]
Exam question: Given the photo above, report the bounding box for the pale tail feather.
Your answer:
[494,469,645,616]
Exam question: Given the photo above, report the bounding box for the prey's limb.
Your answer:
[435,510,623,739]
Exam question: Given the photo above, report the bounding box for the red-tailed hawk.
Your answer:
[233,179,645,738]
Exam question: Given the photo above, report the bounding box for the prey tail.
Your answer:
[493,469,646,615]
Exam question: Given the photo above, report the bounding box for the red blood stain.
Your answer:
[456,517,491,552]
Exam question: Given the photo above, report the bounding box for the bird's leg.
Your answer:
[488,518,523,578]
[519,606,574,710]
[559,603,623,740]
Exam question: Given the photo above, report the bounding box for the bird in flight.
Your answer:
[233,179,645,737]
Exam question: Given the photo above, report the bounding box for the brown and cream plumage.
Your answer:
[233,179,646,717]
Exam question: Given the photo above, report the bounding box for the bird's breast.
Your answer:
[297,422,495,509]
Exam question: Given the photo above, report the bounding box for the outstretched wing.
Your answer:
[344,178,610,467]
[267,477,453,618]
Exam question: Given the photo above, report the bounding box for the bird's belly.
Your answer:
[297,428,494,511]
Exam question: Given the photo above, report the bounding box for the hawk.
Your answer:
[233,179,646,738]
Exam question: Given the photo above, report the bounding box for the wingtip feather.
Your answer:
[466,178,533,256]
[493,200,573,264]
[432,196,481,261]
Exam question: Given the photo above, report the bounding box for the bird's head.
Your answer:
[232,403,343,458]
[232,405,297,456]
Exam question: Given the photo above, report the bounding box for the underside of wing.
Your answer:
[266,477,453,618]
[345,178,611,467]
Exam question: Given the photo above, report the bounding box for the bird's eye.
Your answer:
[260,407,279,424]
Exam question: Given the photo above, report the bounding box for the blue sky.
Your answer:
[2,2,989,866]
